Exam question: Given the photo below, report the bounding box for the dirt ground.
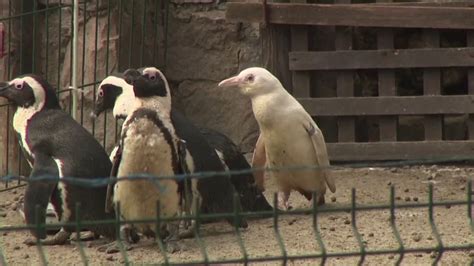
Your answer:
[0,165,473,265]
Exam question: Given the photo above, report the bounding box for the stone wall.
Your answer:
[165,4,261,153]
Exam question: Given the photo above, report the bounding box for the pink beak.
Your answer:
[218,75,243,88]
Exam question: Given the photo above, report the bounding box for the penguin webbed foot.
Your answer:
[277,191,292,210]
[120,224,140,244]
[24,229,71,246]
[317,195,325,206]
[164,222,184,253]
[178,220,195,239]
[97,240,133,254]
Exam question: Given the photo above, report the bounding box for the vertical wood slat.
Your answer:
[335,0,354,142]
[376,0,397,141]
[467,31,474,140]
[423,29,443,140]
[290,0,310,98]
[261,0,293,93]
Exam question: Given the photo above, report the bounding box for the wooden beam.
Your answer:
[376,13,398,142]
[298,95,474,116]
[289,0,310,98]
[334,0,354,142]
[289,47,474,70]
[328,141,474,161]
[261,0,292,93]
[226,3,474,29]
[422,29,443,141]
[369,1,474,7]
[468,31,474,140]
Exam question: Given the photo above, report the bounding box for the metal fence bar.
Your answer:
[80,0,87,126]
[34,205,48,265]
[428,184,444,265]
[233,193,249,265]
[44,0,49,80]
[389,186,405,265]
[194,197,209,265]
[75,203,89,265]
[91,0,100,137]
[128,0,135,68]
[272,193,288,265]
[115,203,130,264]
[312,193,327,265]
[155,200,170,265]
[140,0,146,66]
[56,0,62,99]
[350,189,366,266]
[71,0,79,119]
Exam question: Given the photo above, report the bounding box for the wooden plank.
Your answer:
[423,29,443,140]
[377,11,397,141]
[298,95,474,116]
[261,24,292,93]
[327,141,474,161]
[226,3,474,29]
[335,0,354,142]
[289,47,474,70]
[468,31,474,140]
[290,0,310,98]
[369,1,474,7]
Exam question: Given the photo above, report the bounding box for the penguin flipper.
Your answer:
[106,145,122,213]
[251,133,266,191]
[24,153,59,239]
[305,121,336,193]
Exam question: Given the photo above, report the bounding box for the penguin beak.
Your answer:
[0,81,13,95]
[91,97,106,120]
[218,75,243,88]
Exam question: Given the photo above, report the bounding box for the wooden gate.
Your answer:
[227,0,474,161]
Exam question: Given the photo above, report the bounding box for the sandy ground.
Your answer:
[0,165,473,265]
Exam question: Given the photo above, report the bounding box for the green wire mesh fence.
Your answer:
[0,166,473,265]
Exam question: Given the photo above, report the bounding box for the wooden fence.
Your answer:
[227,0,474,161]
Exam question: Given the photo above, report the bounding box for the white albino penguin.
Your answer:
[218,67,336,209]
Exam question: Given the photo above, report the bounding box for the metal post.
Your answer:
[70,0,79,119]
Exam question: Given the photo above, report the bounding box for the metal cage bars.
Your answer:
[0,167,472,265]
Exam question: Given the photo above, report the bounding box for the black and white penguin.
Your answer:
[93,71,271,214]
[135,67,271,214]
[110,71,184,252]
[0,74,115,245]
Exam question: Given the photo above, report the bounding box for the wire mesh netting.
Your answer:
[0,166,473,264]
[0,0,473,265]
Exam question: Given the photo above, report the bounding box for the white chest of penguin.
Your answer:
[13,107,37,158]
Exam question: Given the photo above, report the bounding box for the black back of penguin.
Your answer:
[171,110,243,215]
[198,127,272,212]
[3,75,115,238]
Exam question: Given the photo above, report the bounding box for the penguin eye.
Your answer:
[14,82,23,90]
[98,90,104,97]
[246,74,255,83]
[148,74,156,81]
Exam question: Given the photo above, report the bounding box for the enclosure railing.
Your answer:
[0,164,473,265]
